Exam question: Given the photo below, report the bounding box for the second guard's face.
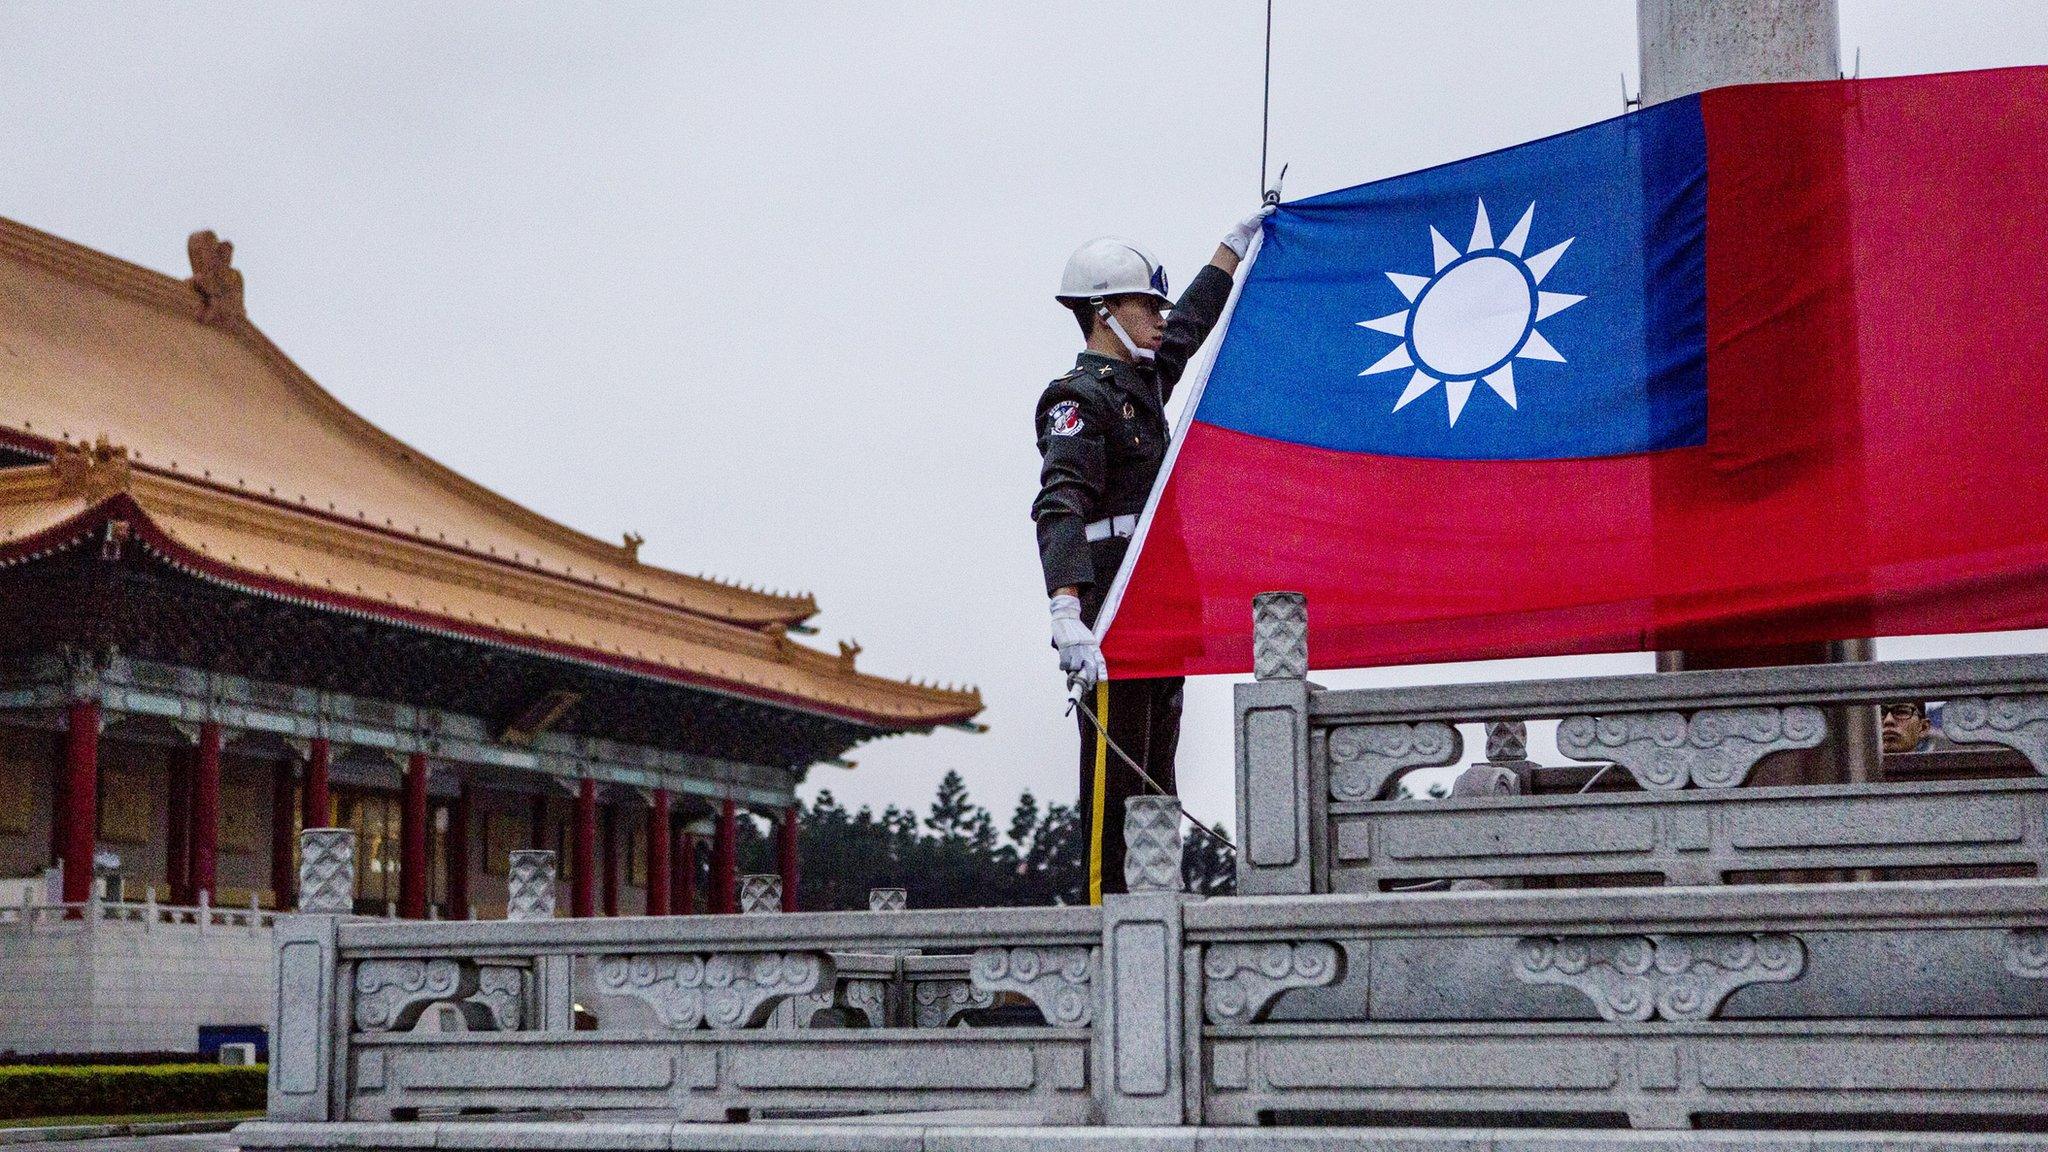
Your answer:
[1880,704,1929,754]
[1106,294,1168,354]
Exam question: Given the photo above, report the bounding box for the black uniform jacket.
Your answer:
[1032,263,1234,624]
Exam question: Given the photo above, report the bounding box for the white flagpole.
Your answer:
[1090,226,1266,673]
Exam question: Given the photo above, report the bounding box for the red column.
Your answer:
[48,731,68,870]
[600,803,619,917]
[270,757,297,910]
[399,753,428,919]
[777,804,800,913]
[165,746,191,904]
[673,829,696,915]
[571,778,596,918]
[302,738,331,829]
[710,798,738,915]
[60,701,101,905]
[189,722,222,905]
[645,790,671,916]
[445,775,472,920]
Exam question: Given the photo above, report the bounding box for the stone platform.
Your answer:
[234,1118,2048,1151]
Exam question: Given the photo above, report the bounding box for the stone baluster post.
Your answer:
[1235,592,1322,895]
[740,874,783,915]
[510,850,574,1032]
[868,887,907,912]
[1100,795,1194,1126]
[508,850,557,921]
[271,828,354,1121]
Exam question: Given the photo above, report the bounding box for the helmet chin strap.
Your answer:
[1092,299,1156,363]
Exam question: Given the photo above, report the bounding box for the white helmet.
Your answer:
[1056,237,1171,306]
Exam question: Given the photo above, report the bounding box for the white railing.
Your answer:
[0,887,280,933]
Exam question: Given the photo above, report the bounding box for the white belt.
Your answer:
[1085,514,1138,543]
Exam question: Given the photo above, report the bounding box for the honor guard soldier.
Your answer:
[1032,197,1274,902]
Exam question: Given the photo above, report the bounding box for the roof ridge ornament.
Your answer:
[621,532,645,562]
[51,435,133,502]
[186,229,245,327]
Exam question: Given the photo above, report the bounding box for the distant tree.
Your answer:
[1182,823,1238,896]
[786,773,1238,910]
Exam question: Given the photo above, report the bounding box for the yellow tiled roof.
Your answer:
[0,218,981,729]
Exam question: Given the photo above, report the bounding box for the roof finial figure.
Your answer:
[837,639,862,672]
[51,435,132,502]
[621,532,645,561]
[186,230,245,326]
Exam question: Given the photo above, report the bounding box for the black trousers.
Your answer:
[1076,675,1183,901]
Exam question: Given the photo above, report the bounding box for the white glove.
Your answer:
[1221,170,1286,258]
[1049,594,1106,689]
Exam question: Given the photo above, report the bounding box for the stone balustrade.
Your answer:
[1235,595,2048,896]
[250,596,2048,1146]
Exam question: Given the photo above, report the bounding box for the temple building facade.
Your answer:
[0,217,980,1052]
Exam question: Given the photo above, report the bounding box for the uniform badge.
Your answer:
[1096,365,1115,379]
[1047,400,1084,437]
[1122,402,1135,419]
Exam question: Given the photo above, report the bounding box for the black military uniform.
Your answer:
[1031,261,1234,900]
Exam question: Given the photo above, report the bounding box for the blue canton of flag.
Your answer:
[1200,96,1710,461]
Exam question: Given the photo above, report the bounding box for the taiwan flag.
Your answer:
[1096,66,2048,680]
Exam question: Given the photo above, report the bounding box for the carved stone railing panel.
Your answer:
[972,945,1096,1027]
[354,958,479,1032]
[1944,696,2048,775]
[912,978,996,1028]
[1123,795,1184,893]
[868,887,908,912]
[1513,932,1805,1021]
[298,828,356,914]
[593,951,833,1030]
[2004,929,2048,979]
[1556,706,1826,790]
[1201,942,1344,1025]
[1251,591,1308,682]
[1328,722,1463,802]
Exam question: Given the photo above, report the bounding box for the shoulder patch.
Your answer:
[1047,400,1084,437]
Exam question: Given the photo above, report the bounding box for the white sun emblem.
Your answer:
[1356,199,1585,426]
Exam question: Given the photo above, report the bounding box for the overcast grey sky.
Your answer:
[3,2,2044,835]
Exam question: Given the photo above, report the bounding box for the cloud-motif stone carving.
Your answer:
[839,979,888,1027]
[1556,706,1825,790]
[911,978,995,1028]
[463,964,524,1031]
[1202,942,1344,1025]
[2004,929,2048,979]
[594,952,833,1030]
[1328,722,1464,801]
[354,958,477,1032]
[1944,696,2048,776]
[972,945,1095,1027]
[1514,933,1804,1021]
[787,978,890,1029]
